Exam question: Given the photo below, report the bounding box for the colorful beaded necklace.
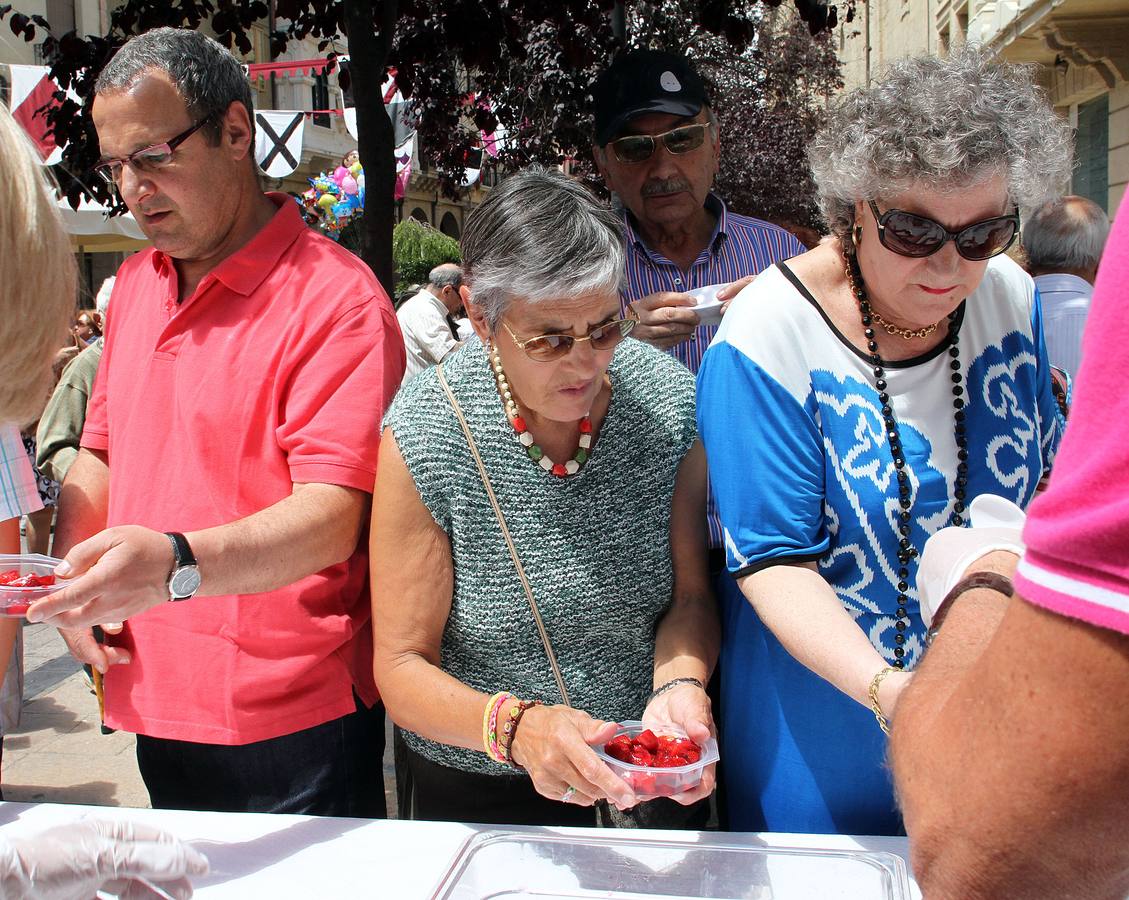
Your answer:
[844,248,969,669]
[489,341,594,477]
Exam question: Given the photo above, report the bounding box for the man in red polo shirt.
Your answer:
[27,28,405,816]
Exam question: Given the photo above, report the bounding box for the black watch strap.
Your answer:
[166,532,197,568]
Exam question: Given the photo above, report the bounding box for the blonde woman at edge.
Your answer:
[0,104,208,899]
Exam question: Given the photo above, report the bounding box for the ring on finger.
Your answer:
[560,786,577,803]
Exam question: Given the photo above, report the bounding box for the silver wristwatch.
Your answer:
[165,532,201,602]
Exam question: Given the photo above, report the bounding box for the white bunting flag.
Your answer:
[254,110,305,178]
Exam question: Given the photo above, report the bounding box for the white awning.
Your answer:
[58,196,149,253]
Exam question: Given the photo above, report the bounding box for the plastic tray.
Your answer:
[592,721,719,802]
[0,554,65,617]
[429,831,912,900]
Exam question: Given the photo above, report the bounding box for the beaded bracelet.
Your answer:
[501,699,542,769]
[489,692,517,764]
[482,691,514,764]
[481,691,504,759]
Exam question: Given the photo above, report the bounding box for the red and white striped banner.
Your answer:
[8,64,64,164]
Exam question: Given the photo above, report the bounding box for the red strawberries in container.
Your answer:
[0,570,55,588]
[603,729,702,768]
[593,721,718,802]
[0,555,66,617]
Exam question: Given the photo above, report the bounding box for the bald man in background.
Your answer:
[397,263,465,385]
[1023,195,1109,377]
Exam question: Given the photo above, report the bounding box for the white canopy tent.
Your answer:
[58,195,149,253]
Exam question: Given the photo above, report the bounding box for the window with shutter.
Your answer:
[1073,94,1109,212]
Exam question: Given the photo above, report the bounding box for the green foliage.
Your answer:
[392,218,461,295]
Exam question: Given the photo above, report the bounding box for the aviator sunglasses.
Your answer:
[608,122,711,164]
[94,114,215,186]
[868,200,1020,261]
[502,317,637,362]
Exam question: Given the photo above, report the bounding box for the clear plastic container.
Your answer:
[430,830,912,899]
[0,554,65,617]
[592,721,719,802]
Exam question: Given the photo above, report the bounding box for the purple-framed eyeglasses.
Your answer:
[94,114,215,186]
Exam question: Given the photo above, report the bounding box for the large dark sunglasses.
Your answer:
[94,114,215,186]
[608,122,711,165]
[502,317,637,361]
[868,200,1020,261]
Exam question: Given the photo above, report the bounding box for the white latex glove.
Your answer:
[917,495,1027,628]
[0,819,209,900]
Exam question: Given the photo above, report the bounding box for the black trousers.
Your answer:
[397,728,596,826]
[136,695,386,817]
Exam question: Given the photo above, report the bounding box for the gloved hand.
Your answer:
[917,494,1026,628]
[0,818,209,899]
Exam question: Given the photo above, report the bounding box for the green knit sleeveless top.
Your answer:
[383,336,697,776]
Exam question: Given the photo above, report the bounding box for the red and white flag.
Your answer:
[394,135,414,200]
[8,64,65,164]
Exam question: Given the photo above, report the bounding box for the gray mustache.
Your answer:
[641,178,692,197]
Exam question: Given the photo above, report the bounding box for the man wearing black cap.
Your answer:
[593,49,806,552]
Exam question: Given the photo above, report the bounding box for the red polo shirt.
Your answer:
[82,195,404,745]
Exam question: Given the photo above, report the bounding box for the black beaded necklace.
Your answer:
[844,249,969,669]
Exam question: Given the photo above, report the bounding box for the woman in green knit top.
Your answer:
[371,168,719,826]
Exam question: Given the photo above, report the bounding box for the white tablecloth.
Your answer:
[0,801,921,898]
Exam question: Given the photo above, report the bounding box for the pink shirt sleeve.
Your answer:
[1015,206,1129,634]
[276,295,405,492]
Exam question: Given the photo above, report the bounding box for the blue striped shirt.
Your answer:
[620,193,807,546]
[0,422,42,522]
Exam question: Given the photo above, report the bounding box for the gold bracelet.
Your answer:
[868,666,898,735]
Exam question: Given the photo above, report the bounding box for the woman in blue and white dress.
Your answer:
[697,47,1072,835]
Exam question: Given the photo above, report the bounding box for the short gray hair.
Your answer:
[809,45,1074,237]
[428,264,463,290]
[1023,195,1110,275]
[96,27,254,144]
[461,167,626,330]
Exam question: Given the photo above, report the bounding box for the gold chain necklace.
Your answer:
[868,308,945,341]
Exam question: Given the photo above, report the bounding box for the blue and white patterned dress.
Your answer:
[697,255,1061,835]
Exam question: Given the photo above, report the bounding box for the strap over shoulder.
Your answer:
[434,365,573,707]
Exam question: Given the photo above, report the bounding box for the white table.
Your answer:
[0,801,920,898]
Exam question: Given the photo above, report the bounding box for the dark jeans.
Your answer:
[396,728,708,829]
[397,728,596,827]
[136,695,386,817]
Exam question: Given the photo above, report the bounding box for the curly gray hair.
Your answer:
[809,45,1074,238]
[461,167,626,330]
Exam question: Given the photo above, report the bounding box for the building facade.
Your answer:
[837,0,1127,216]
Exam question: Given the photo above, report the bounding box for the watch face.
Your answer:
[169,566,201,599]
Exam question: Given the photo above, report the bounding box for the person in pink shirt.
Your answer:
[890,200,1129,898]
[27,28,405,816]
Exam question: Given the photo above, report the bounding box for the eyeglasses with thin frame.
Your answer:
[607,122,711,165]
[94,114,215,186]
[868,200,1020,261]
[502,316,637,361]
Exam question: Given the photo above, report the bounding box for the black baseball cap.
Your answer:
[592,49,710,146]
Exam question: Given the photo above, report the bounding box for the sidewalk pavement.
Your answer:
[2,623,398,814]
